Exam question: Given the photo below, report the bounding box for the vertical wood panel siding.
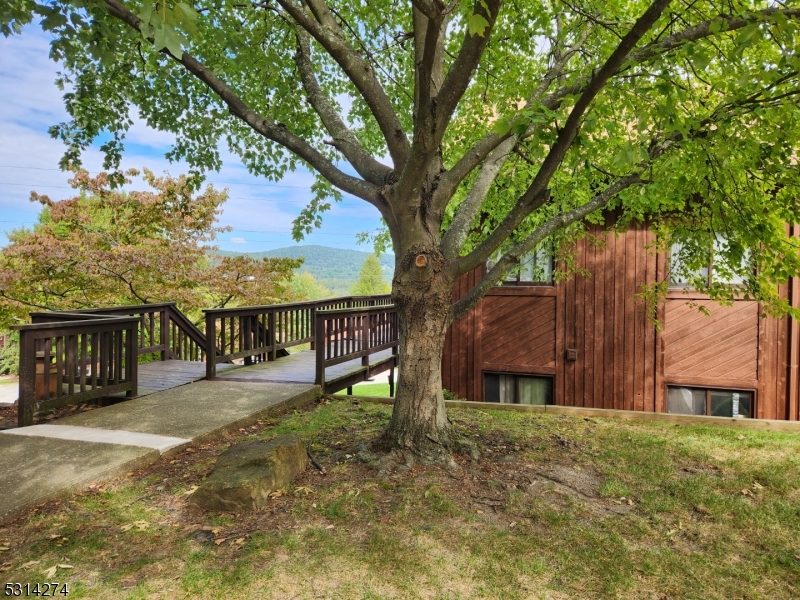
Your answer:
[442,221,799,420]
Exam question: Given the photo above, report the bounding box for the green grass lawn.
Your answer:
[1,399,799,599]
[335,382,391,397]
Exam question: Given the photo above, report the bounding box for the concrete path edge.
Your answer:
[0,384,320,525]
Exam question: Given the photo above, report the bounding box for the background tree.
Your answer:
[5,0,800,461]
[288,271,332,301]
[0,170,300,329]
[351,255,391,296]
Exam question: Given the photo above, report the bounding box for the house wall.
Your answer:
[442,222,800,421]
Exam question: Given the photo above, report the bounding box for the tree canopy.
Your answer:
[0,170,301,329]
[5,0,800,458]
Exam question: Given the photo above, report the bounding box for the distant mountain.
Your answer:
[215,245,394,296]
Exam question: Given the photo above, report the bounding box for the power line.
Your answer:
[0,220,374,236]
[0,165,368,190]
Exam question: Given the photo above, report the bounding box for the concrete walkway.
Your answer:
[0,380,319,524]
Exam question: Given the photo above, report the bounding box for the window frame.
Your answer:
[486,246,555,287]
[668,239,751,290]
[483,371,554,405]
[665,384,755,418]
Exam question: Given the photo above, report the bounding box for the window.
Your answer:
[666,386,752,418]
[669,238,749,288]
[484,373,553,405]
[487,246,553,285]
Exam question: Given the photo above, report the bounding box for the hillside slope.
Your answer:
[215,245,394,296]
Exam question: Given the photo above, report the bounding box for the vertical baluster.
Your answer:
[148,311,155,351]
[91,332,98,391]
[66,334,76,395]
[99,332,108,388]
[115,328,123,384]
[79,333,87,393]
[55,336,64,398]
[43,337,51,401]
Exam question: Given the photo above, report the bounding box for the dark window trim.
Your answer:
[487,247,555,287]
[483,371,555,405]
[668,242,751,290]
[664,383,756,418]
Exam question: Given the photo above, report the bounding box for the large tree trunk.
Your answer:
[384,248,455,463]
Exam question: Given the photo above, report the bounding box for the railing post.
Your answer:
[361,312,369,368]
[268,308,277,361]
[205,312,216,380]
[160,306,170,361]
[17,331,35,427]
[126,320,138,398]
[309,305,317,350]
[315,310,325,389]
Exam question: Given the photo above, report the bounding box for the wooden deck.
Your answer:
[136,360,238,396]
[135,348,395,396]
[216,348,396,386]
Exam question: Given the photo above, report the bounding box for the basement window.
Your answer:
[486,246,553,285]
[484,373,553,405]
[666,386,752,418]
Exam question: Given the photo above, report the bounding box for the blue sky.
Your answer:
[0,25,385,252]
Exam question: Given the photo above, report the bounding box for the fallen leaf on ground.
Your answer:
[0,546,8,552]
[214,538,227,546]
[269,490,283,499]
[183,486,199,496]
[0,562,12,572]
[21,560,40,569]
[752,482,764,490]
[58,564,73,569]
[43,565,58,578]
[121,520,149,532]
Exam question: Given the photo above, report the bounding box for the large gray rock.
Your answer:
[190,435,307,512]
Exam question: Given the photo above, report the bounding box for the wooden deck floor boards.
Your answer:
[215,348,395,384]
[136,361,237,395]
[134,349,394,395]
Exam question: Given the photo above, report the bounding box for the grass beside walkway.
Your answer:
[1,398,798,598]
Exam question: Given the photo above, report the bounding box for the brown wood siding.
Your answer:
[663,300,759,381]
[481,296,557,370]
[558,224,657,410]
[442,221,799,420]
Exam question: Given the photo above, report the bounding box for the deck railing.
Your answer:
[13,314,140,426]
[203,295,392,379]
[30,303,208,362]
[314,304,399,394]
[15,303,211,426]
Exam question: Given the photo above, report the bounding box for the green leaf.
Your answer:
[490,116,512,136]
[175,2,199,23]
[467,13,490,37]
[153,23,186,58]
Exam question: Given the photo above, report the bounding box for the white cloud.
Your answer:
[0,23,384,251]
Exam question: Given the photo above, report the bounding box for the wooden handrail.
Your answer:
[314,304,399,394]
[29,304,211,362]
[12,316,140,426]
[203,294,393,379]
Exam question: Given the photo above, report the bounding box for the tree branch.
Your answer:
[394,0,502,201]
[438,30,592,250]
[448,172,644,323]
[103,0,386,213]
[293,28,391,186]
[276,0,410,168]
[449,0,673,277]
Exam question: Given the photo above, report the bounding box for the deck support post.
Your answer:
[160,306,169,361]
[205,313,216,380]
